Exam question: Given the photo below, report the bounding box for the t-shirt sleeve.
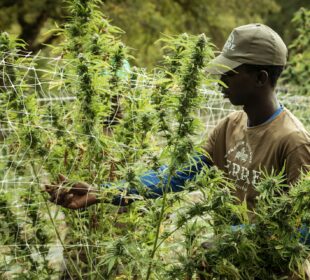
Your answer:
[286,143,310,185]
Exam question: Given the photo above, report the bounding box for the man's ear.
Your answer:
[256,70,269,87]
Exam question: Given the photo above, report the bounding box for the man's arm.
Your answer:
[46,154,212,209]
[111,154,212,206]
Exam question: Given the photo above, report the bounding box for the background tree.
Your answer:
[0,0,309,68]
[0,0,66,52]
[103,0,281,68]
[266,0,310,42]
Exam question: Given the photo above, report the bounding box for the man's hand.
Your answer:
[45,174,100,210]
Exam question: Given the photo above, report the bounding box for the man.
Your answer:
[46,23,310,211]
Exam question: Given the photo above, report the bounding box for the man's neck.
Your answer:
[243,94,280,127]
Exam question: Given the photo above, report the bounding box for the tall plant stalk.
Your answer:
[146,34,212,280]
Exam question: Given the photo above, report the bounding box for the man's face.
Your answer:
[220,65,257,106]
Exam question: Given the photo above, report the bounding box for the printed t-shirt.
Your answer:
[204,108,310,209]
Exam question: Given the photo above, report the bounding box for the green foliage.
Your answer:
[1,0,304,69]
[0,1,309,279]
[189,171,310,279]
[0,32,61,279]
[281,7,310,96]
[103,0,281,68]
[265,0,310,43]
[0,0,66,52]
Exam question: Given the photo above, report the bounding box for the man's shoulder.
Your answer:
[211,111,247,138]
[218,110,245,127]
[226,110,245,119]
[282,108,308,131]
[278,108,310,150]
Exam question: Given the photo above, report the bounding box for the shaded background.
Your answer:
[0,0,309,68]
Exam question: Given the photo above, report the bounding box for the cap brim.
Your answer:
[205,54,242,74]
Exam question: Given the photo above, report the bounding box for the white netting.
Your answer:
[0,50,309,278]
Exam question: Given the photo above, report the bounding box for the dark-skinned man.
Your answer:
[46,23,310,217]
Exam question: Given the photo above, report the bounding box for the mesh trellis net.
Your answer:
[0,47,309,279]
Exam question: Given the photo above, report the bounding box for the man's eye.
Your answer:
[220,70,238,81]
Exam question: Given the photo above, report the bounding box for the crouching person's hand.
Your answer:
[45,174,100,210]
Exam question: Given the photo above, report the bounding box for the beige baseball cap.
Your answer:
[206,23,288,74]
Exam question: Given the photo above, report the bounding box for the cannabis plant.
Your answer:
[1,1,309,279]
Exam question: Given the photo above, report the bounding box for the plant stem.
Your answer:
[31,162,84,280]
[145,164,177,280]
[145,180,170,280]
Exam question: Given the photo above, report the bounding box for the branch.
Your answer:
[17,9,49,50]
[0,0,21,8]
[31,33,60,53]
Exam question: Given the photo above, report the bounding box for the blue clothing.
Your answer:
[231,224,310,246]
[106,153,310,246]
[299,224,310,245]
[110,154,211,205]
